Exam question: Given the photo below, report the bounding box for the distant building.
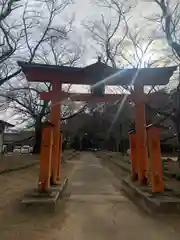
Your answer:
[0,120,14,153]
[4,131,35,150]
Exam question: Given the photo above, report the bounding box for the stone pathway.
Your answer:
[53,153,180,240]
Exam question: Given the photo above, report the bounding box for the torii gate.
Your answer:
[18,60,176,194]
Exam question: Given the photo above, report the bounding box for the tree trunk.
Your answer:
[177,132,180,166]
[33,123,42,154]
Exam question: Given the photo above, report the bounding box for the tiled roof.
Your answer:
[0,120,14,128]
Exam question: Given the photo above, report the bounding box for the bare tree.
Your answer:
[151,0,180,161]
[83,0,164,105]
[83,0,133,68]
[0,0,88,152]
[1,59,84,153]
[0,0,22,62]
[154,0,180,61]
[0,0,73,85]
[2,85,86,153]
[0,0,24,84]
[83,0,161,69]
[1,31,85,153]
[81,0,176,153]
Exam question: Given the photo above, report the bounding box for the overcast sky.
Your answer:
[1,0,178,128]
[65,0,171,65]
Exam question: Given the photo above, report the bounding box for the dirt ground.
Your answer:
[0,154,39,173]
[1,152,180,240]
[0,151,75,239]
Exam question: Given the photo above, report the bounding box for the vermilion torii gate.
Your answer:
[18,60,176,194]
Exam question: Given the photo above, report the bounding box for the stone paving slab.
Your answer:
[21,178,68,206]
[122,178,180,214]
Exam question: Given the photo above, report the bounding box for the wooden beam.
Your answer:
[40,91,130,103]
[24,71,59,82]
[129,132,138,181]
[39,122,54,192]
[134,84,148,184]
[147,126,164,192]
[57,131,63,181]
[50,81,61,185]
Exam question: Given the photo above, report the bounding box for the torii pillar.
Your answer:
[134,84,148,184]
[57,131,63,180]
[128,129,138,181]
[50,80,62,185]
